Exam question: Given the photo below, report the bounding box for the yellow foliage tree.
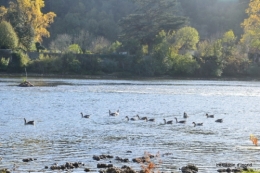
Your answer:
[241,0,260,52]
[13,0,56,43]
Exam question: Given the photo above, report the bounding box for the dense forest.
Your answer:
[1,0,260,78]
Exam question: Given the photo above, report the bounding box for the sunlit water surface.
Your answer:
[1,78,260,173]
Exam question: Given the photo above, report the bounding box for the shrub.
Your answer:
[246,64,260,76]
[8,50,30,72]
[68,58,81,72]
[68,44,82,54]
[108,41,122,53]
[28,54,63,74]
[0,57,9,71]
[101,58,118,73]
[170,53,199,76]
[61,53,82,73]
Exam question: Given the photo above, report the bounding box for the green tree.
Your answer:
[6,1,34,50]
[68,44,82,54]
[219,30,250,76]
[196,39,224,77]
[0,21,18,49]
[151,30,173,75]
[171,53,199,76]
[119,0,186,53]
[174,26,199,52]
[108,41,122,53]
[221,30,236,58]
[197,31,238,77]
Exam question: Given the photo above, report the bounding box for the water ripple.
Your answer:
[1,78,260,172]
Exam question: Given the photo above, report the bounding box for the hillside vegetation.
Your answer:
[2,0,260,78]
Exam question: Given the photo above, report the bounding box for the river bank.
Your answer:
[0,72,258,81]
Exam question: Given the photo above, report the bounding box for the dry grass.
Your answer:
[140,151,161,173]
[250,134,258,146]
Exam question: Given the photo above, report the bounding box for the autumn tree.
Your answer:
[7,0,56,44]
[241,0,260,53]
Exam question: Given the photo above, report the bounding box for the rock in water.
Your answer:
[18,81,34,87]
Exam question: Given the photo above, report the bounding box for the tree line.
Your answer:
[1,0,260,78]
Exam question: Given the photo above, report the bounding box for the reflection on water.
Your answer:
[1,78,260,172]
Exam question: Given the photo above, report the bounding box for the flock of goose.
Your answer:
[110,110,223,127]
[24,110,223,126]
[123,112,223,126]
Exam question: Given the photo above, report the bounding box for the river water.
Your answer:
[0,77,260,173]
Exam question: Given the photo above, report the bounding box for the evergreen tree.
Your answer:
[119,0,187,53]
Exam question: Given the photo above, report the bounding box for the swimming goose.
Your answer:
[125,116,136,121]
[81,112,90,118]
[175,117,186,124]
[109,110,119,116]
[136,114,147,120]
[24,118,34,125]
[215,119,223,123]
[163,119,173,124]
[183,112,189,118]
[192,122,203,127]
[144,117,155,122]
[205,113,214,118]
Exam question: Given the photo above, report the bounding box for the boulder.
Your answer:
[18,81,34,87]
[181,164,198,173]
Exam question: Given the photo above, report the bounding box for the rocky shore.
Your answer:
[0,154,253,173]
